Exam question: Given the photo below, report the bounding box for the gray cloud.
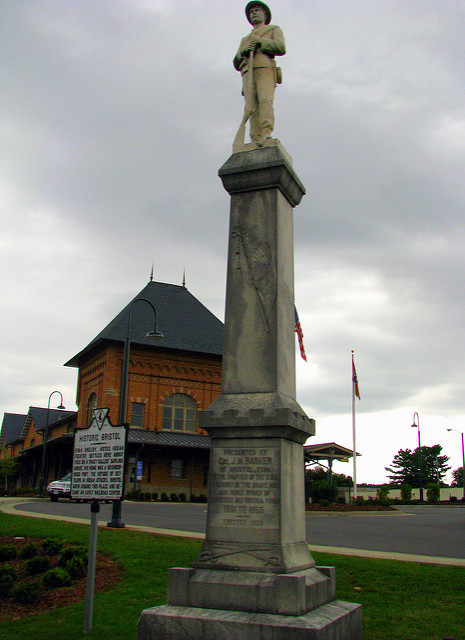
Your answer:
[2,0,465,482]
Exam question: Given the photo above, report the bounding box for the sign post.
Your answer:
[71,408,128,634]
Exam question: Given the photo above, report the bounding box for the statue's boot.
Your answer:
[253,126,273,147]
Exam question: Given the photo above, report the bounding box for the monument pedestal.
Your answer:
[137,145,362,639]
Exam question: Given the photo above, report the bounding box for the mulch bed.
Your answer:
[0,535,123,622]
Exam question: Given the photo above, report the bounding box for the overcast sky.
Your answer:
[2,0,465,484]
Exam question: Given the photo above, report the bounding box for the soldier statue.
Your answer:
[233,1,286,148]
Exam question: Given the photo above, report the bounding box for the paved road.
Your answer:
[8,500,465,561]
[305,506,465,559]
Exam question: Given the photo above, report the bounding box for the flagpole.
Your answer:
[351,350,358,499]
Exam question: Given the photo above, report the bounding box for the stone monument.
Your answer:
[138,3,362,638]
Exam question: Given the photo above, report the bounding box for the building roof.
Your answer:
[304,442,361,462]
[27,407,76,432]
[14,407,77,443]
[0,413,27,447]
[128,429,211,449]
[65,280,224,368]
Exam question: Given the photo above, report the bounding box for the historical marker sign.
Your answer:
[71,408,128,502]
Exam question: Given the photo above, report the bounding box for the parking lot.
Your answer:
[5,499,465,564]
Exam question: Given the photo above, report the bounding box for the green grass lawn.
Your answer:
[0,511,463,640]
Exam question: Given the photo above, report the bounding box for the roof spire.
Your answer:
[150,263,154,282]
[182,269,186,288]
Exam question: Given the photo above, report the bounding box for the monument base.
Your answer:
[137,565,362,639]
[168,566,336,615]
[138,601,362,640]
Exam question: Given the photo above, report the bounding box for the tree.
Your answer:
[305,466,351,503]
[305,465,352,487]
[451,467,464,487]
[305,466,327,482]
[385,444,450,487]
[426,483,440,503]
[307,479,338,504]
[400,483,412,502]
[0,458,19,491]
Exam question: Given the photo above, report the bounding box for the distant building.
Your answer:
[1,279,223,498]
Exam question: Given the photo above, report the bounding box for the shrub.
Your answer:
[355,496,365,506]
[25,555,50,576]
[198,494,208,503]
[400,483,412,503]
[449,495,458,502]
[0,544,17,561]
[126,489,145,500]
[66,555,87,579]
[179,492,187,502]
[376,484,391,506]
[0,574,15,598]
[42,567,72,589]
[0,563,17,579]
[42,538,64,555]
[160,492,169,502]
[427,483,440,503]
[58,545,87,567]
[151,492,159,501]
[170,493,179,502]
[19,542,39,559]
[11,581,39,604]
[308,480,338,504]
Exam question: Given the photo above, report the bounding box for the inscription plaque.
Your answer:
[210,446,279,530]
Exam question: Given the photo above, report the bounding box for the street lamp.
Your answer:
[411,412,423,502]
[446,428,465,500]
[107,298,164,528]
[38,391,65,498]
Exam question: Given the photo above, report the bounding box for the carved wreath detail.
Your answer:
[232,225,277,332]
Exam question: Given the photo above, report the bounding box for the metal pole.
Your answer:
[107,333,130,528]
[418,423,423,503]
[448,429,465,500]
[84,499,100,634]
[412,412,423,502]
[351,352,357,499]
[107,298,164,528]
[38,391,64,498]
[461,432,465,501]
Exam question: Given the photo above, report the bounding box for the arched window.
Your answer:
[86,393,97,426]
[162,394,197,432]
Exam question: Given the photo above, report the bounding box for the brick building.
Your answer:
[1,280,223,498]
[0,407,76,490]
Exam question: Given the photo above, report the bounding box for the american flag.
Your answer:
[294,307,307,362]
[352,352,360,400]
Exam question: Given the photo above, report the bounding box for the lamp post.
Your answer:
[107,298,164,528]
[447,428,465,500]
[411,412,423,502]
[37,391,65,498]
